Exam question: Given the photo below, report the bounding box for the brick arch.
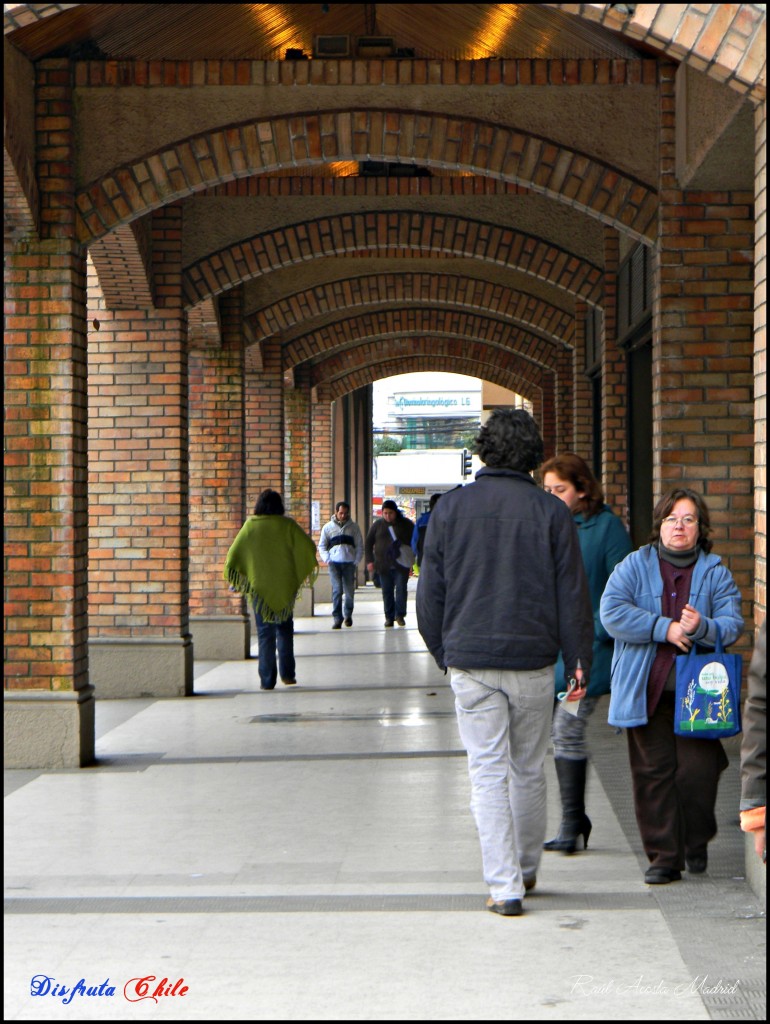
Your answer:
[250,272,575,348]
[184,212,603,308]
[283,310,562,374]
[546,3,765,101]
[312,334,550,391]
[4,147,37,244]
[88,222,153,308]
[326,353,547,407]
[75,109,657,245]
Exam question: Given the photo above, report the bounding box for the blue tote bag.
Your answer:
[674,623,742,738]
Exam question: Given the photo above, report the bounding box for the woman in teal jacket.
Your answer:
[600,488,743,884]
[541,453,633,854]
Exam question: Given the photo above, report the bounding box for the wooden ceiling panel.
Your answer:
[6,3,642,61]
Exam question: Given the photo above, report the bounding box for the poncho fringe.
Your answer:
[224,563,318,623]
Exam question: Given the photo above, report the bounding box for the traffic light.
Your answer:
[461,448,472,477]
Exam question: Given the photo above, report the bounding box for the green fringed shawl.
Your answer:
[223,515,318,623]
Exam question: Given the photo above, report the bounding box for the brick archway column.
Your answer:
[573,304,593,460]
[655,64,755,629]
[754,98,767,621]
[4,59,92,767]
[284,369,312,531]
[537,382,555,460]
[601,227,628,521]
[311,387,333,604]
[333,387,373,544]
[245,338,284,501]
[353,387,374,542]
[311,387,333,547]
[88,205,193,697]
[556,340,575,452]
[189,287,249,660]
[284,368,315,615]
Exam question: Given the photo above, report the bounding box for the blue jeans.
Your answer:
[329,561,356,623]
[253,607,296,689]
[450,665,554,901]
[378,565,409,621]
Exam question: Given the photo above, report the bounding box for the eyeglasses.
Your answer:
[661,515,699,528]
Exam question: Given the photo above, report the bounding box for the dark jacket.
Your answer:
[411,511,432,566]
[416,467,594,677]
[365,514,415,573]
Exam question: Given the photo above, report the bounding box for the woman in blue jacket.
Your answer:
[541,453,633,854]
[600,488,743,884]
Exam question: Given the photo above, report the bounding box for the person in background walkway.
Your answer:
[365,499,415,627]
[740,619,766,862]
[318,501,364,629]
[224,488,318,689]
[600,488,743,884]
[412,492,442,569]
[417,409,594,917]
[541,452,633,855]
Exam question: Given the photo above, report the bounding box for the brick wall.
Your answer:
[754,98,767,620]
[245,338,284,505]
[87,207,191,639]
[4,58,89,694]
[311,392,333,547]
[601,227,628,516]
[189,287,246,618]
[284,370,313,531]
[655,63,756,635]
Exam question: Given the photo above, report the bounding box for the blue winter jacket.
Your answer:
[599,545,743,728]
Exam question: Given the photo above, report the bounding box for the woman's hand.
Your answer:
[679,603,701,636]
[366,562,375,574]
[666,621,693,652]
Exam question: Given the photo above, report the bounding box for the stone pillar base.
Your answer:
[88,636,194,698]
[4,685,95,768]
[191,614,250,660]
[294,585,315,617]
[314,570,332,603]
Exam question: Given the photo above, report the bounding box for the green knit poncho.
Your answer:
[223,515,318,623]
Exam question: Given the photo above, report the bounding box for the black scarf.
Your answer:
[658,541,699,568]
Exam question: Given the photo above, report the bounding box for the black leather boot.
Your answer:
[543,757,592,854]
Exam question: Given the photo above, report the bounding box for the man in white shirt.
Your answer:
[318,501,364,629]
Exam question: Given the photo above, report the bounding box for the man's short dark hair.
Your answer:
[475,409,544,473]
[335,501,350,512]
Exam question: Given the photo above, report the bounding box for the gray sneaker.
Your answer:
[486,897,523,917]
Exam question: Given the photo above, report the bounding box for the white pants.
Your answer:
[450,665,554,901]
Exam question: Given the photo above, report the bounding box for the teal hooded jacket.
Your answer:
[554,505,633,697]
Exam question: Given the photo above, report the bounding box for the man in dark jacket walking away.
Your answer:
[365,500,415,627]
[416,409,593,917]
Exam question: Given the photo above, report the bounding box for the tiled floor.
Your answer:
[4,584,766,1020]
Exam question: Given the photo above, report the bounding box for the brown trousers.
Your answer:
[626,692,728,869]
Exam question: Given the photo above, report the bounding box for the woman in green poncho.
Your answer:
[224,489,318,689]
